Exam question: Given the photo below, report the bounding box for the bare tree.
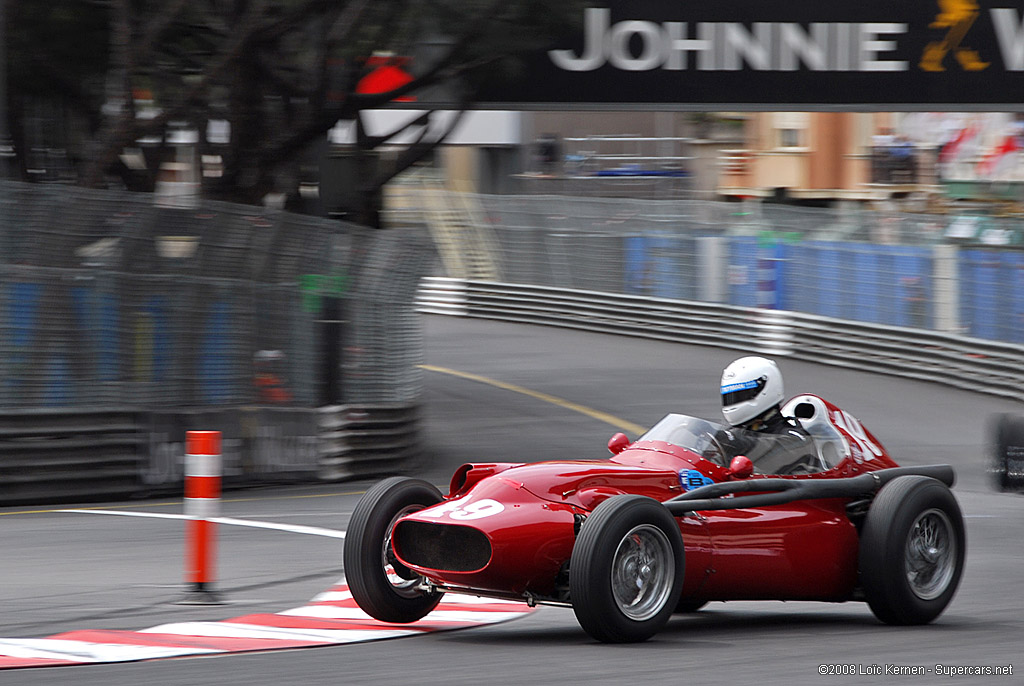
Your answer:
[7,0,583,224]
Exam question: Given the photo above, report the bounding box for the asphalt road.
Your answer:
[2,315,1022,685]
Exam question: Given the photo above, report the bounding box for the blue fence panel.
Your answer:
[735,240,933,328]
[98,293,120,383]
[788,242,845,319]
[852,248,884,324]
[728,237,761,308]
[10,282,41,349]
[623,234,698,300]
[71,286,96,391]
[200,302,233,405]
[960,250,1001,340]
[4,283,42,399]
[43,357,72,407]
[962,250,1024,343]
[825,243,852,320]
[649,235,678,299]
[893,252,931,329]
[779,243,809,316]
[623,236,648,295]
[136,296,172,385]
[764,240,785,310]
[1011,252,1024,344]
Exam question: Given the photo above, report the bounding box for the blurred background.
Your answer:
[2,0,1024,504]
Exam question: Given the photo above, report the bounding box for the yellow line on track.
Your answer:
[420,364,647,436]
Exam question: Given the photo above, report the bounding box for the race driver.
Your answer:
[716,356,819,474]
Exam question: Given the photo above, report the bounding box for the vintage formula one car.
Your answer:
[343,394,965,642]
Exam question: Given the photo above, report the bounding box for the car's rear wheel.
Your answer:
[859,475,965,625]
[343,477,444,623]
[570,495,684,642]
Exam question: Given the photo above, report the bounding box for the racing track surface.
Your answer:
[2,315,1022,685]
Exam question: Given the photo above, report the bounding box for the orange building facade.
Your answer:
[718,113,925,202]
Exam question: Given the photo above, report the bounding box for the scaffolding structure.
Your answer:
[523,134,694,199]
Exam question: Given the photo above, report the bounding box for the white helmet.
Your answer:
[720,356,784,426]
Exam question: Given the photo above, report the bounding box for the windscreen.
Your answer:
[638,414,731,465]
[639,413,837,475]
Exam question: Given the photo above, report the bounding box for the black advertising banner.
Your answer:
[468,1,1024,109]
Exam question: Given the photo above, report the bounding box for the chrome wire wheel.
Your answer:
[610,524,675,621]
[905,508,956,601]
[859,476,965,626]
[570,495,685,642]
[382,505,423,597]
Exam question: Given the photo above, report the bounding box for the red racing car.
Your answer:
[343,394,965,642]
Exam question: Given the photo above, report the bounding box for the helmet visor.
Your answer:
[721,376,767,407]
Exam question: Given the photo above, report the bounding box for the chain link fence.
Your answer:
[0,181,431,411]
[425,192,1024,344]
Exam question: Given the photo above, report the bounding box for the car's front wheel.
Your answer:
[569,495,685,642]
[859,475,965,625]
[343,477,444,623]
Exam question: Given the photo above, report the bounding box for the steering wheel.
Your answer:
[700,432,729,467]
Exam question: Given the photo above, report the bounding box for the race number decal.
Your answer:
[420,498,505,521]
[832,410,882,461]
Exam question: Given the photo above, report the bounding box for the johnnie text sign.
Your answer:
[468,1,1024,109]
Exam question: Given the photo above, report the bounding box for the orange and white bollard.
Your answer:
[182,430,223,603]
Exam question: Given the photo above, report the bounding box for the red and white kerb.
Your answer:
[185,431,221,592]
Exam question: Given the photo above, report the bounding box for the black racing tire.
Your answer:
[990,413,1024,492]
[859,476,965,625]
[343,477,444,623]
[570,495,685,643]
[674,598,708,613]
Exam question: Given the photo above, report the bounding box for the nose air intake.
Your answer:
[393,521,493,573]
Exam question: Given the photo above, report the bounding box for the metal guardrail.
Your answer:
[317,405,420,481]
[0,403,421,505]
[418,278,1024,404]
[415,277,470,316]
[0,409,144,503]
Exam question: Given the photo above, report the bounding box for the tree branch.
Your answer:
[133,0,191,67]
[252,0,337,44]
[126,1,267,141]
[307,0,373,115]
[82,0,135,187]
[346,0,505,111]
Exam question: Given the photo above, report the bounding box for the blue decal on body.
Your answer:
[680,469,716,491]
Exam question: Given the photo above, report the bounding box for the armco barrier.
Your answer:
[418,278,1024,404]
[142,407,319,488]
[317,405,420,480]
[0,409,143,503]
[0,404,419,505]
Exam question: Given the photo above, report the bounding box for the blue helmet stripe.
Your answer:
[721,379,760,395]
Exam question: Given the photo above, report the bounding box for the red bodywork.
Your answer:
[391,395,897,605]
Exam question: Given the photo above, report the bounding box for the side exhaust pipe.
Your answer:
[664,465,955,515]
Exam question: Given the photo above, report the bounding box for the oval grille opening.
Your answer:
[393,521,491,572]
